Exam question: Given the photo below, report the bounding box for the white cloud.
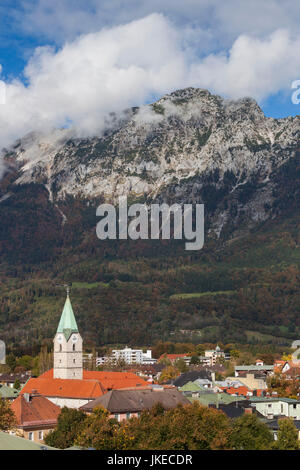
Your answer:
[189,29,300,100]
[0,14,187,148]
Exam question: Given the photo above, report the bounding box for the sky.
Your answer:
[0,0,300,150]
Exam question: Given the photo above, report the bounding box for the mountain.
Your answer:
[4,87,300,238]
[1,87,300,350]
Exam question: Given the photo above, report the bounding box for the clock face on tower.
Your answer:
[57,334,64,343]
[71,334,78,343]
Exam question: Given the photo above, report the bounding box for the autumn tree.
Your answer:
[6,353,16,373]
[274,418,300,450]
[158,365,180,383]
[230,414,273,450]
[125,402,232,450]
[45,407,86,449]
[190,355,201,365]
[174,358,188,373]
[0,399,17,431]
[36,345,53,376]
[75,407,131,450]
[13,379,21,390]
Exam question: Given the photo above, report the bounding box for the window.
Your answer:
[73,359,76,363]
[114,414,119,421]
[126,412,130,420]
[59,344,62,352]
[38,431,44,440]
[28,432,34,441]
[73,344,76,351]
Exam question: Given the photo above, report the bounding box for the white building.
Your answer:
[203,345,229,366]
[252,398,300,420]
[111,347,156,365]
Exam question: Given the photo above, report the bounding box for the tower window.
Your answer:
[73,344,76,351]
[73,359,76,363]
[59,344,62,352]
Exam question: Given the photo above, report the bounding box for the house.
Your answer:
[250,397,300,420]
[79,387,190,421]
[283,366,300,380]
[255,359,264,366]
[226,373,267,391]
[10,392,61,443]
[281,361,297,374]
[235,365,274,377]
[281,361,300,378]
[20,293,148,409]
[0,372,31,388]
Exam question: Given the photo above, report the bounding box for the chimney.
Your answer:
[23,393,30,402]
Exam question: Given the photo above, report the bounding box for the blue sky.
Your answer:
[0,0,300,149]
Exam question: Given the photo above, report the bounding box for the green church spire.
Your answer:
[57,293,79,341]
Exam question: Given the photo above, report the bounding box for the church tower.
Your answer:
[53,292,83,380]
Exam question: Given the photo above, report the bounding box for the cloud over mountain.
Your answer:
[0,9,300,154]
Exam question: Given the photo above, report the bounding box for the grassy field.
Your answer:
[71,281,109,289]
[245,330,291,345]
[170,290,236,300]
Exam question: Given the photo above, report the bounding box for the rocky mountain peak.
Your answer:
[2,87,300,238]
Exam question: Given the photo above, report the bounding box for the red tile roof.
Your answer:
[221,386,250,396]
[83,371,148,389]
[21,377,105,399]
[34,369,148,397]
[11,394,61,428]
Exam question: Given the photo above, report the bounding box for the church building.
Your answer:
[21,293,148,408]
